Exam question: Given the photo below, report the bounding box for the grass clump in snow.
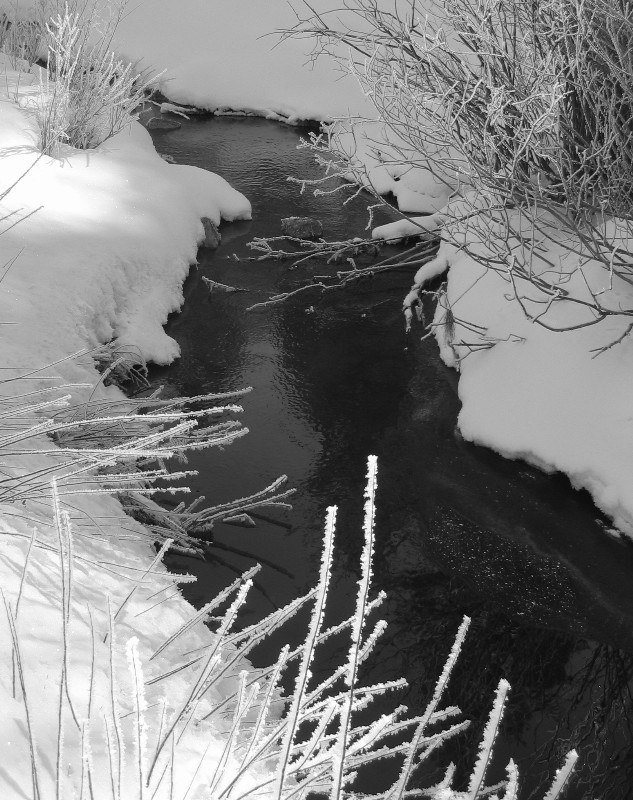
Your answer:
[22,1,156,154]
[0,350,250,509]
[0,345,295,561]
[0,10,43,67]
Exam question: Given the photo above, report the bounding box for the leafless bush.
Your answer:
[286,0,633,337]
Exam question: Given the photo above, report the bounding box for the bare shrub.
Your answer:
[285,0,633,338]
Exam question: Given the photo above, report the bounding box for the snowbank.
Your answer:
[0,66,250,368]
[405,196,633,537]
[0,57,271,797]
[1,0,375,120]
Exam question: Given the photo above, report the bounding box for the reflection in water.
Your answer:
[147,116,633,798]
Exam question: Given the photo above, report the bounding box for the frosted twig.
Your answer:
[2,591,41,800]
[274,505,337,795]
[542,750,578,800]
[467,678,511,799]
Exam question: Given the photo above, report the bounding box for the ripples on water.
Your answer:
[145,114,633,799]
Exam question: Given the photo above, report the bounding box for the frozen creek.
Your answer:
[144,115,633,799]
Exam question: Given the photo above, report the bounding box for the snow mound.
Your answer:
[406,201,633,537]
[0,97,250,368]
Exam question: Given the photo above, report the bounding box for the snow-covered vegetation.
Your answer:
[34,6,155,154]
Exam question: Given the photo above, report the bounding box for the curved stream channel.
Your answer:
[145,116,633,799]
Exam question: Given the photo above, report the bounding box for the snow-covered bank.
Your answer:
[434,241,633,538]
[3,0,376,121]
[0,56,275,797]
[114,0,365,123]
[383,199,633,538]
[105,0,452,216]
[0,68,250,367]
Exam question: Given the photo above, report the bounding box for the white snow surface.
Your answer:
[0,56,271,798]
[0,67,250,366]
[407,196,633,537]
[3,0,376,122]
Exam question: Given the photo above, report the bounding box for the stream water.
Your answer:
[145,114,633,799]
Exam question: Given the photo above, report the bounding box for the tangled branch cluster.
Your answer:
[286,0,633,335]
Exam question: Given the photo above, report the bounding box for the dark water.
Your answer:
[146,115,633,799]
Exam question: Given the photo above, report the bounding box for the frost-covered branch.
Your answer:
[286,0,633,342]
[244,234,439,311]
